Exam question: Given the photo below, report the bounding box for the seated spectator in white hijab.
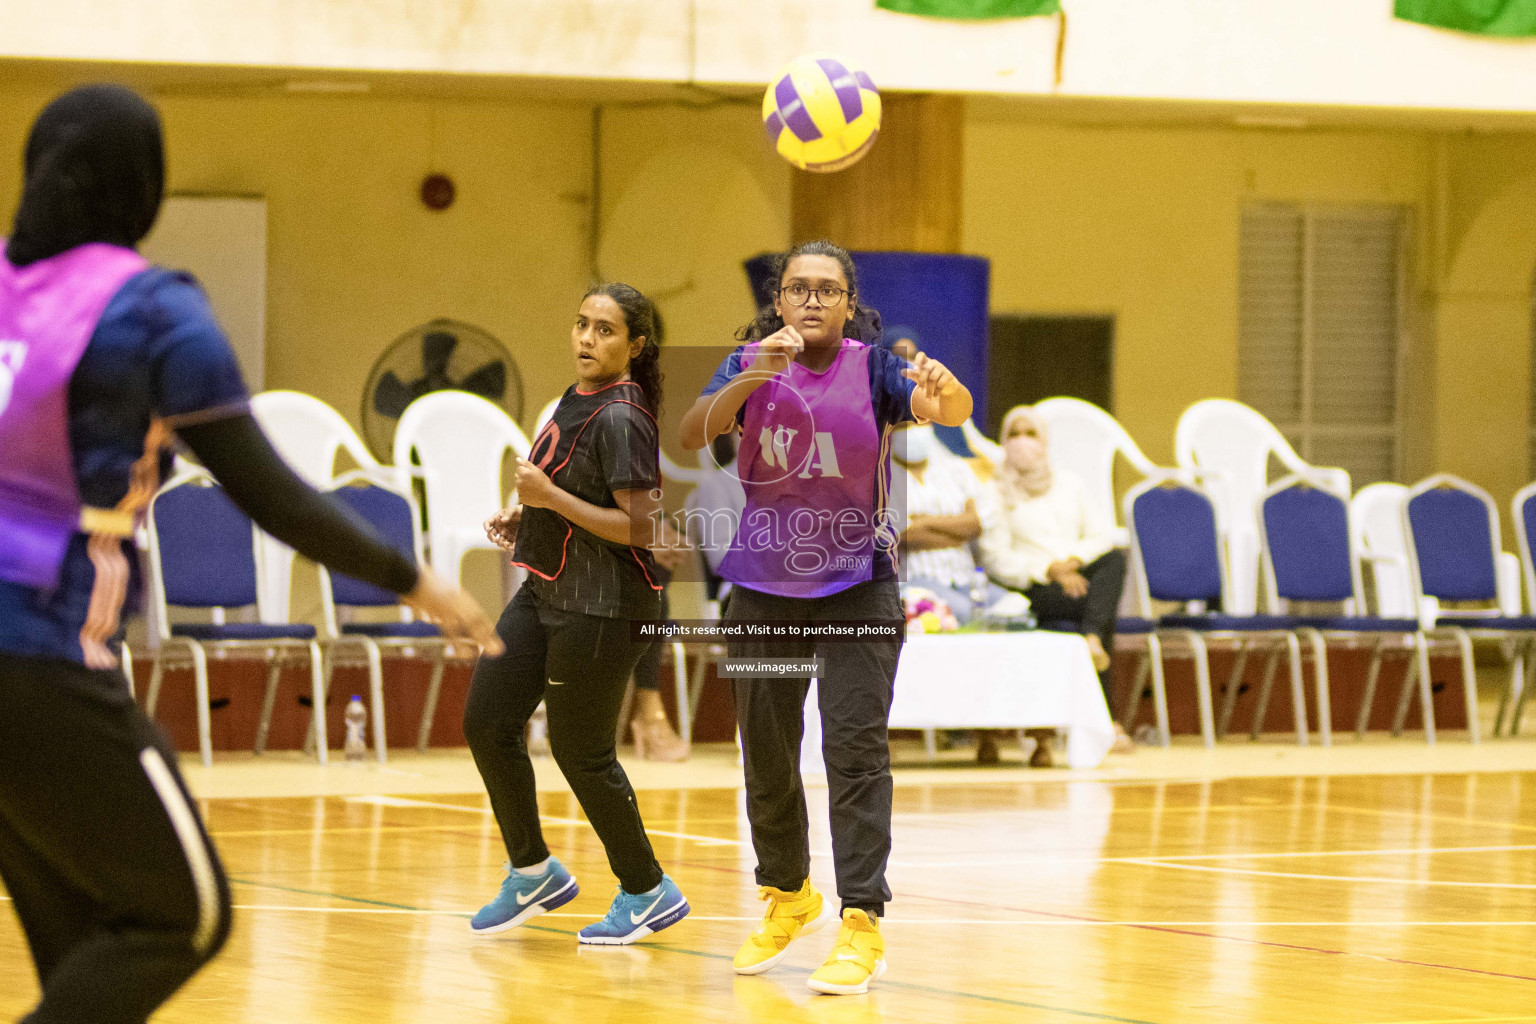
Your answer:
[891,422,1014,622]
[980,404,1132,755]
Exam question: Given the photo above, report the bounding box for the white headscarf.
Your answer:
[997,404,1054,502]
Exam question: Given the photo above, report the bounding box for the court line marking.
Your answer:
[882,888,1536,985]
[1125,860,1536,889]
[220,905,1536,926]
[341,794,743,846]
[890,843,1536,868]
[1351,1019,1536,1024]
[211,824,499,837]
[1318,802,1536,835]
[334,793,1536,847]
[896,800,1536,836]
[206,822,1536,871]
[224,878,1162,1024]
[13,894,1536,929]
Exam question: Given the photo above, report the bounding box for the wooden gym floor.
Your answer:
[3,740,1536,1023]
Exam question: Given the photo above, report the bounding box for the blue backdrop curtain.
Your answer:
[743,251,991,455]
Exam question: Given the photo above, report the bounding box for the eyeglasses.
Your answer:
[779,282,848,307]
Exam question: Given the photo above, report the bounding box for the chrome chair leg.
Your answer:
[1355,638,1385,740]
[1299,628,1330,746]
[417,645,448,753]
[188,640,213,768]
[121,642,135,700]
[145,652,167,717]
[309,641,328,765]
[1282,632,1308,746]
[364,639,386,763]
[1415,633,1436,744]
[1248,646,1283,741]
[1147,633,1171,746]
[670,640,691,746]
[254,652,283,756]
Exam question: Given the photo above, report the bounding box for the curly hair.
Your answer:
[584,282,663,416]
[735,239,882,345]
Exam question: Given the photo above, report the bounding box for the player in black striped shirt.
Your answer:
[466,283,689,945]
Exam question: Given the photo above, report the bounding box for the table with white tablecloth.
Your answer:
[800,630,1114,771]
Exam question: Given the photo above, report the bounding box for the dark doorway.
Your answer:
[986,314,1114,438]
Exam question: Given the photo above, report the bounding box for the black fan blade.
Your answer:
[421,331,458,382]
[458,360,507,402]
[373,370,417,418]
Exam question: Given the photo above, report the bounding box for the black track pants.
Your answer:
[726,580,903,918]
[1024,549,1128,700]
[464,585,664,894]
[0,653,232,1024]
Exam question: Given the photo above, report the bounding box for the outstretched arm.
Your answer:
[904,353,973,427]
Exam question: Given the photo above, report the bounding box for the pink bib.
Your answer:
[0,243,148,589]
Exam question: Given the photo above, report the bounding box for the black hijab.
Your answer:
[6,84,164,267]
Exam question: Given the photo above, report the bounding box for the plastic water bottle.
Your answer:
[344,695,368,761]
[969,566,991,626]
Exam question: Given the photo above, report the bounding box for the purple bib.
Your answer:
[0,243,148,589]
[720,339,894,599]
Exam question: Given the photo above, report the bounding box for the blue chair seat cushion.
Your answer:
[1159,614,1302,632]
[1114,617,1157,634]
[1296,617,1421,633]
[1038,619,1082,634]
[1435,615,1536,631]
[172,623,318,641]
[341,621,443,639]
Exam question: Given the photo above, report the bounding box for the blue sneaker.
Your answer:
[577,874,689,945]
[470,858,579,935]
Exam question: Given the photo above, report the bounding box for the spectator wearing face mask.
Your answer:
[890,421,1012,622]
[979,404,1133,754]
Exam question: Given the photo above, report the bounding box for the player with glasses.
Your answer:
[780,281,847,307]
[679,239,972,994]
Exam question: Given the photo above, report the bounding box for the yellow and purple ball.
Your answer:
[761,55,881,174]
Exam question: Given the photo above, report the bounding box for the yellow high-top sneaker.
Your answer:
[732,879,837,975]
[807,908,886,995]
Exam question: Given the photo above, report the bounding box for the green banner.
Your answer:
[876,0,1060,19]
[1395,0,1536,36]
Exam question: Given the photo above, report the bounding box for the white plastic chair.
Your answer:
[1352,483,1416,619]
[250,390,380,621]
[1035,397,1158,537]
[1175,399,1350,615]
[393,391,531,584]
[532,396,559,438]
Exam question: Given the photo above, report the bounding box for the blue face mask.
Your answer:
[893,425,934,465]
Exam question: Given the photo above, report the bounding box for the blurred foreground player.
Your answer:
[0,85,499,1024]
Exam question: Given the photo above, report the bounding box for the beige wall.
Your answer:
[0,84,595,441]
[13,1,1536,114]
[594,101,791,463]
[3,77,1536,525]
[0,1,692,81]
[1436,137,1536,516]
[963,114,1436,468]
